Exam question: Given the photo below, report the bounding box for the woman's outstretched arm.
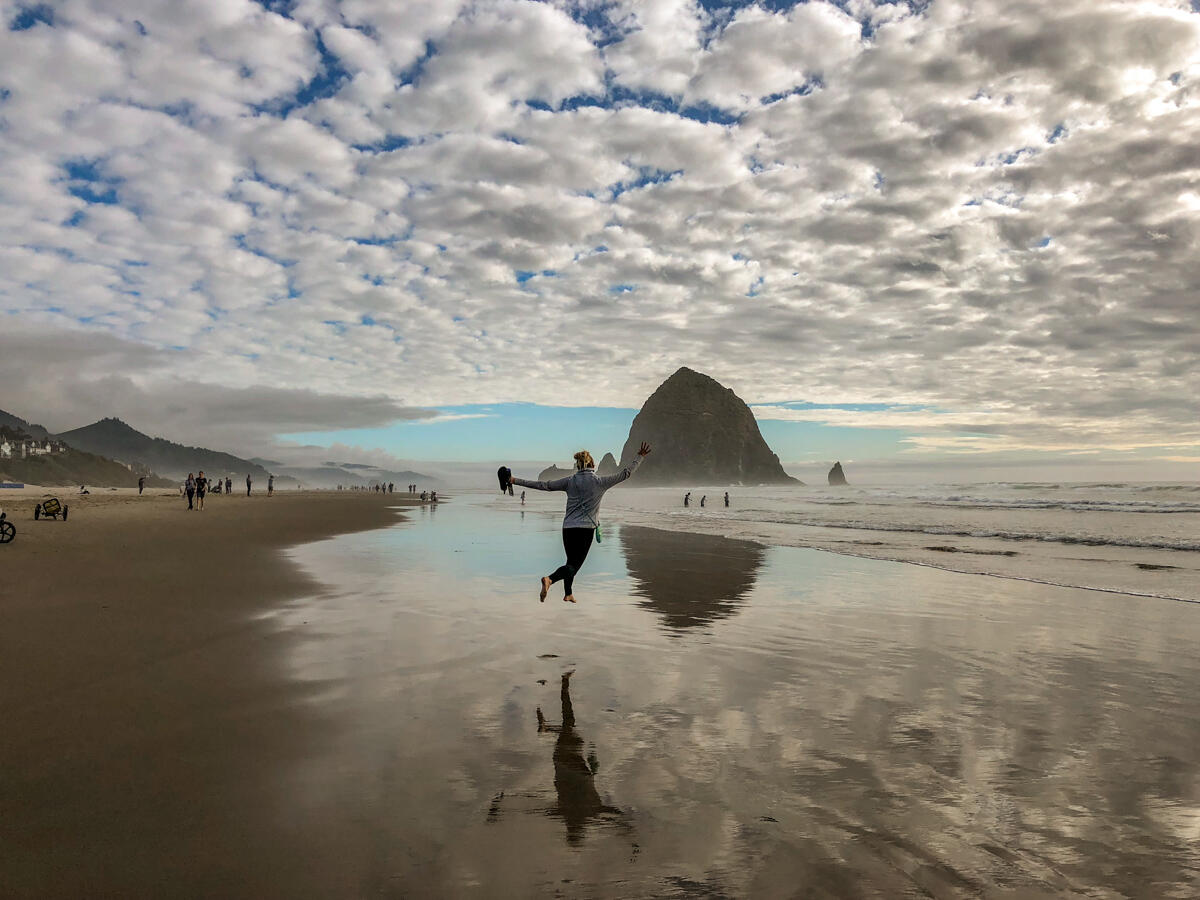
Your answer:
[510,473,571,492]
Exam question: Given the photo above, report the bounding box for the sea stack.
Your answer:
[618,367,797,485]
[828,461,848,486]
[537,463,574,480]
[596,452,619,476]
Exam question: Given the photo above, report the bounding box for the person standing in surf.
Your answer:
[507,442,651,604]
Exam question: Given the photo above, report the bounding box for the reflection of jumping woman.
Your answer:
[509,443,651,604]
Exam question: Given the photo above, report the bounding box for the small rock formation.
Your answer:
[596,452,619,476]
[618,367,798,485]
[537,463,575,481]
[827,461,848,486]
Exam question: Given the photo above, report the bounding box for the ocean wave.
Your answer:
[718,513,1200,552]
[773,493,1200,514]
[907,499,1200,514]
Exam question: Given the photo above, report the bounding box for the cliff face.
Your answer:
[828,461,848,486]
[618,368,797,485]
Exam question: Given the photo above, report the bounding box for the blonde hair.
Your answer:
[574,450,595,470]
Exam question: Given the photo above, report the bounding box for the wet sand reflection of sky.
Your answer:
[268,493,1200,897]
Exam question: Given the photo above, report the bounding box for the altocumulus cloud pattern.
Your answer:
[1,0,1199,458]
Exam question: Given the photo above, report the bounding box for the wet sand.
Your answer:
[275,495,1200,897]
[0,487,411,897]
[5,489,1200,897]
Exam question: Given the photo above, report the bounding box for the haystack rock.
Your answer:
[828,461,848,486]
[618,367,798,485]
[596,452,619,476]
[537,463,574,481]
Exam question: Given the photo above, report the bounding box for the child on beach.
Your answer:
[506,443,651,604]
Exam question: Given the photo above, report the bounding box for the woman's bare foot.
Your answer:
[539,576,551,602]
[563,594,576,603]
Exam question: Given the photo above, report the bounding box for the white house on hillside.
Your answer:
[0,438,64,459]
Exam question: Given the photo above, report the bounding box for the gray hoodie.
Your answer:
[511,456,644,529]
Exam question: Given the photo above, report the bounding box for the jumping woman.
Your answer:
[508,442,651,604]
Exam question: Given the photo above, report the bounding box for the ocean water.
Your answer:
[584,482,1200,604]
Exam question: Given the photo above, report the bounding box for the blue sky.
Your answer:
[281,401,919,468]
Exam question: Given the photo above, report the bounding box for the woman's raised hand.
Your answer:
[637,442,652,456]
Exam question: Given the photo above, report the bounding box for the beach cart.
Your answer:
[0,512,13,543]
[33,497,68,521]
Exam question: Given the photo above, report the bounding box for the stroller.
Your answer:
[34,497,68,520]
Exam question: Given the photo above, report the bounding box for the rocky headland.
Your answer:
[618,367,797,485]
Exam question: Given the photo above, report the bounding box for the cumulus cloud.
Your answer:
[1,0,1198,460]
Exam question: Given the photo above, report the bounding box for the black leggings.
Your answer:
[549,528,594,596]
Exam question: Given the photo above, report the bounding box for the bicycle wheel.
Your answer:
[62,505,69,521]
[0,521,14,543]
[34,504,41,520]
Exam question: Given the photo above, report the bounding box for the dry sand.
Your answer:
[0,487,411,897]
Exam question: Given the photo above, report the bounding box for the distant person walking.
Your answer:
[507,443,651,604]
[246,474,252,497]
[225,476,232,495]
[185,473,195,510]
[138,476,145,495]
[196,471,208,510]
[521,490,526,506]
[684,492,690,507]
[724,491,729,507]
[268,474,275,496]
[700,495,706,508]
